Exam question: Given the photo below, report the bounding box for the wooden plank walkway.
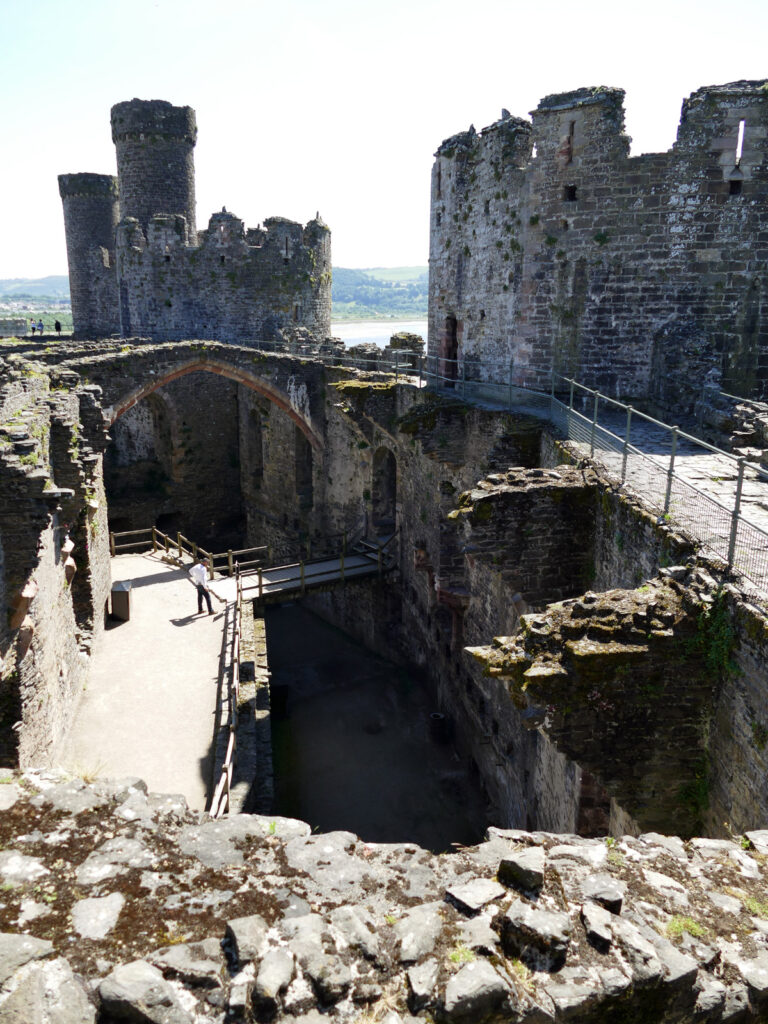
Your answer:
[242,549,389,603]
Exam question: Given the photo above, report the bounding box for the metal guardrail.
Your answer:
[422,355,768,591]
[208,571,243,818]
[547,374,768,581]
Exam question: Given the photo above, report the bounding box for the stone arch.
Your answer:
[371,447,397,533]
[106,357,322,451]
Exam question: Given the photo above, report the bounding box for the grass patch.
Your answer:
[448,943,476,964]
[743,896,768,919]
[666,916,708,941]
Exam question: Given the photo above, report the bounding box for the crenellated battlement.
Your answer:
[429,78,768,412]
[60,100,331,342]
[110,98,197,144]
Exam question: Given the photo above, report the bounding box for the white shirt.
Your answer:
[189,563,208,587]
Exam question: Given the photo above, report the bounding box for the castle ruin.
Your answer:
[59,99,332,344]
[2,81,768,1022]
[429,80,768,415]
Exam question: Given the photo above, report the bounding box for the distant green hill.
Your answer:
[0,276,70,299]
[0,267,429,321]
[332,266,428,320]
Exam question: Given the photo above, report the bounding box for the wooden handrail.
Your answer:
[207,570,244,818]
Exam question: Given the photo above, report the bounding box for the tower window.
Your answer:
[564,185,577,202]
[566,120,575,164]
[736,119,745,165]
[729,179,743,196]
[436,212,442,226]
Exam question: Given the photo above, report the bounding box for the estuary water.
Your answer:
[330,319,428,349]
[266,603,487,852]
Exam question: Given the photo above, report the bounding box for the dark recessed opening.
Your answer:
[436,212,441,226]
[164,254,171,263]
[729,179,743,196]
[564,185,578,202]
[484,199,490,215]
[480,309,485,320]
[562,219,569,231]
[220,255,225,264]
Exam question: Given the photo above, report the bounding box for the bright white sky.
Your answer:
[1,0,766,279]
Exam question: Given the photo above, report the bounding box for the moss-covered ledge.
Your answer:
[467,569,736,837]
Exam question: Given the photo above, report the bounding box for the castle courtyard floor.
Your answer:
[57,551,228,811]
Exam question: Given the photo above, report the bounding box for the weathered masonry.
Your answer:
[2,339,768,845]
[59,99,331,344]
[5,339,768,1019]
[429,80,768,413]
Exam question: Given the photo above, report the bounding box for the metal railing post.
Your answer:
[152,526,157,552]
[258,568,263,599]
[727,457,746,568]
[109,532,115,556]
[508,361,514,411]
[621,406,633,484]
[569,380,574,410]
[664,427,679,515]
[418,354,423,388]
[590,391,599,457]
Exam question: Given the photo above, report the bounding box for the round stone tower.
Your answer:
[58,173,120,338]
[110,99,197,240]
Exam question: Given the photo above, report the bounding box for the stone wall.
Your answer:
[4,772,768,1024]
[115,211,331,343]
[105,372,244,549]
[429,80,768,410]
[303,379,768,842]
[60,98,332,343]
[57,173,120,339]
[0,361,111,767]
[111,99,198,238]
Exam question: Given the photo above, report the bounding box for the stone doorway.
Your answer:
[372,447,397,534]
[441,315,459,387]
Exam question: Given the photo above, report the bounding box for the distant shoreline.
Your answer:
[331,316,427,326]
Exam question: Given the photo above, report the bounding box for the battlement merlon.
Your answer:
[110,98,197,145]
[675,80,768,174]
[58,173,119,200]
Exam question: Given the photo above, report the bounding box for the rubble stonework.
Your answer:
[429,81,768,410]
[59,99,332,343]
[1,772,768,1023]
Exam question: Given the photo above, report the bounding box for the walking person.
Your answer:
[189,557,213,615]
[37,319,44,335]
[30,319,36,336]
[54,320,62,336]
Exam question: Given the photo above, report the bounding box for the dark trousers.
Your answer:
[196,584,213,614]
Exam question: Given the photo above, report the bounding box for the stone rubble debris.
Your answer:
[0,771,766,1021]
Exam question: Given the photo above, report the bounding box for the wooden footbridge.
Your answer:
[109,526,397,606]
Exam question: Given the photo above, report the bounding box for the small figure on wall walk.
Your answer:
[189,557,213,614]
